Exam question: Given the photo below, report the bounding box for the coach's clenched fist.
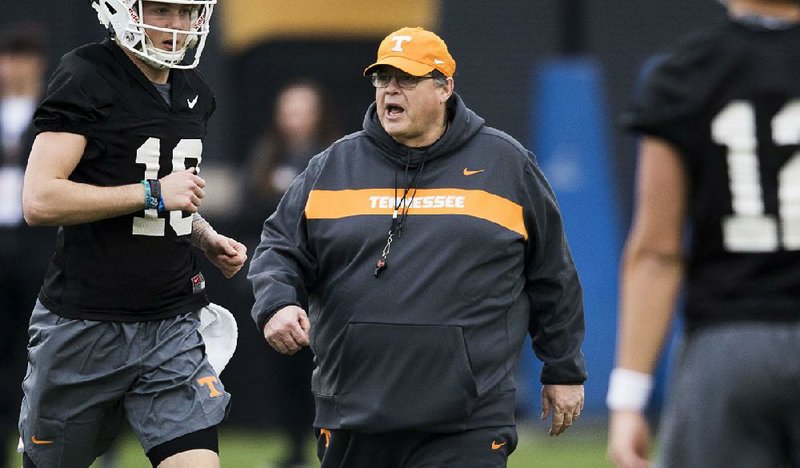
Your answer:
[263,305,310,355]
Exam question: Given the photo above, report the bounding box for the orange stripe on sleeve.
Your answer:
[305,188,527,239]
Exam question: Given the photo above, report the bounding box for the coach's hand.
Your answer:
[608,410,652,468]
[541,384,584,436]
[264,305,310,355]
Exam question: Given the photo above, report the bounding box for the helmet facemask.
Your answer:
[91,0,216,69]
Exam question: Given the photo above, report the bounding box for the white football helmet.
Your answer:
[90,0,216,69]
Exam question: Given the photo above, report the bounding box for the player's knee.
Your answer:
[146,426,219,468]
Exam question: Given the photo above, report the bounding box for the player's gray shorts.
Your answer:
[19,300,231,468]
[656,321,800,468]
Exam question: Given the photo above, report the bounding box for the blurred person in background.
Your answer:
[607,0,800,467]
[17,1,247,467]
[243,78,340,217]
[0,23,53,468]
[249,27,585,467]
[240,79,339,468]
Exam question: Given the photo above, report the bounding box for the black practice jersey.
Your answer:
[623,18,800,329]
[34,39,215,321]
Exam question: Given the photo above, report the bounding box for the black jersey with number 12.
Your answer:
[623,18,800,330]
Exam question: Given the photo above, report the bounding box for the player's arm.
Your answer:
[616,136,686,379]
[192,213,247,278]
[23,132,144,226]
[607,136,687,468]
[23,131,205,226]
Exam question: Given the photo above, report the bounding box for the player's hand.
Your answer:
[263,305,310,355]
[202,233,247,278]
[608,410,652,468]
[541,384,584,436]
[159,168,205,213]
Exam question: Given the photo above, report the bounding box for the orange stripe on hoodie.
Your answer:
[305,188,527,239]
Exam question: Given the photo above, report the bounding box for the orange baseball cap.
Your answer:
[363,27,456,78]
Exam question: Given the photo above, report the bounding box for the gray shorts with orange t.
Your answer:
[19,301,230,468]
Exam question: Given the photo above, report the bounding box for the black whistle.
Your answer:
[374,259,386,277]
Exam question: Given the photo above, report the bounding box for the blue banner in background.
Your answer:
[521,57,622,415]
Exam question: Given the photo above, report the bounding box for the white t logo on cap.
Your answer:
[390,35,413,52]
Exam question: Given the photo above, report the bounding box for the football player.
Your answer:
[17,1,247,467]
[607,0,800,467]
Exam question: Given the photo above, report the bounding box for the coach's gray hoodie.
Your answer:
[248,94,586,432]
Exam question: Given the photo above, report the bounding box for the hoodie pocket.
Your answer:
[336,322,478,431]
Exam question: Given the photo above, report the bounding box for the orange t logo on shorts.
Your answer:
[197,376,223,398]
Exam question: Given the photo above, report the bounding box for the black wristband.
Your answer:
[147,179,161,201]
[147,179,164,212]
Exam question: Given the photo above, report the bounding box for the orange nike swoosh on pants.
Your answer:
[491,440,506,450]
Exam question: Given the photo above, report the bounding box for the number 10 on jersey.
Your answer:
[132,137,202,237]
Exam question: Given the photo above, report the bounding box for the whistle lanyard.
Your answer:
[374,153,428,278]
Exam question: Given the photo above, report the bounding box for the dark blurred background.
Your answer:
[0,0,725,431]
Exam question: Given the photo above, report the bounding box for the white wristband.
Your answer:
[606,367,653,411]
